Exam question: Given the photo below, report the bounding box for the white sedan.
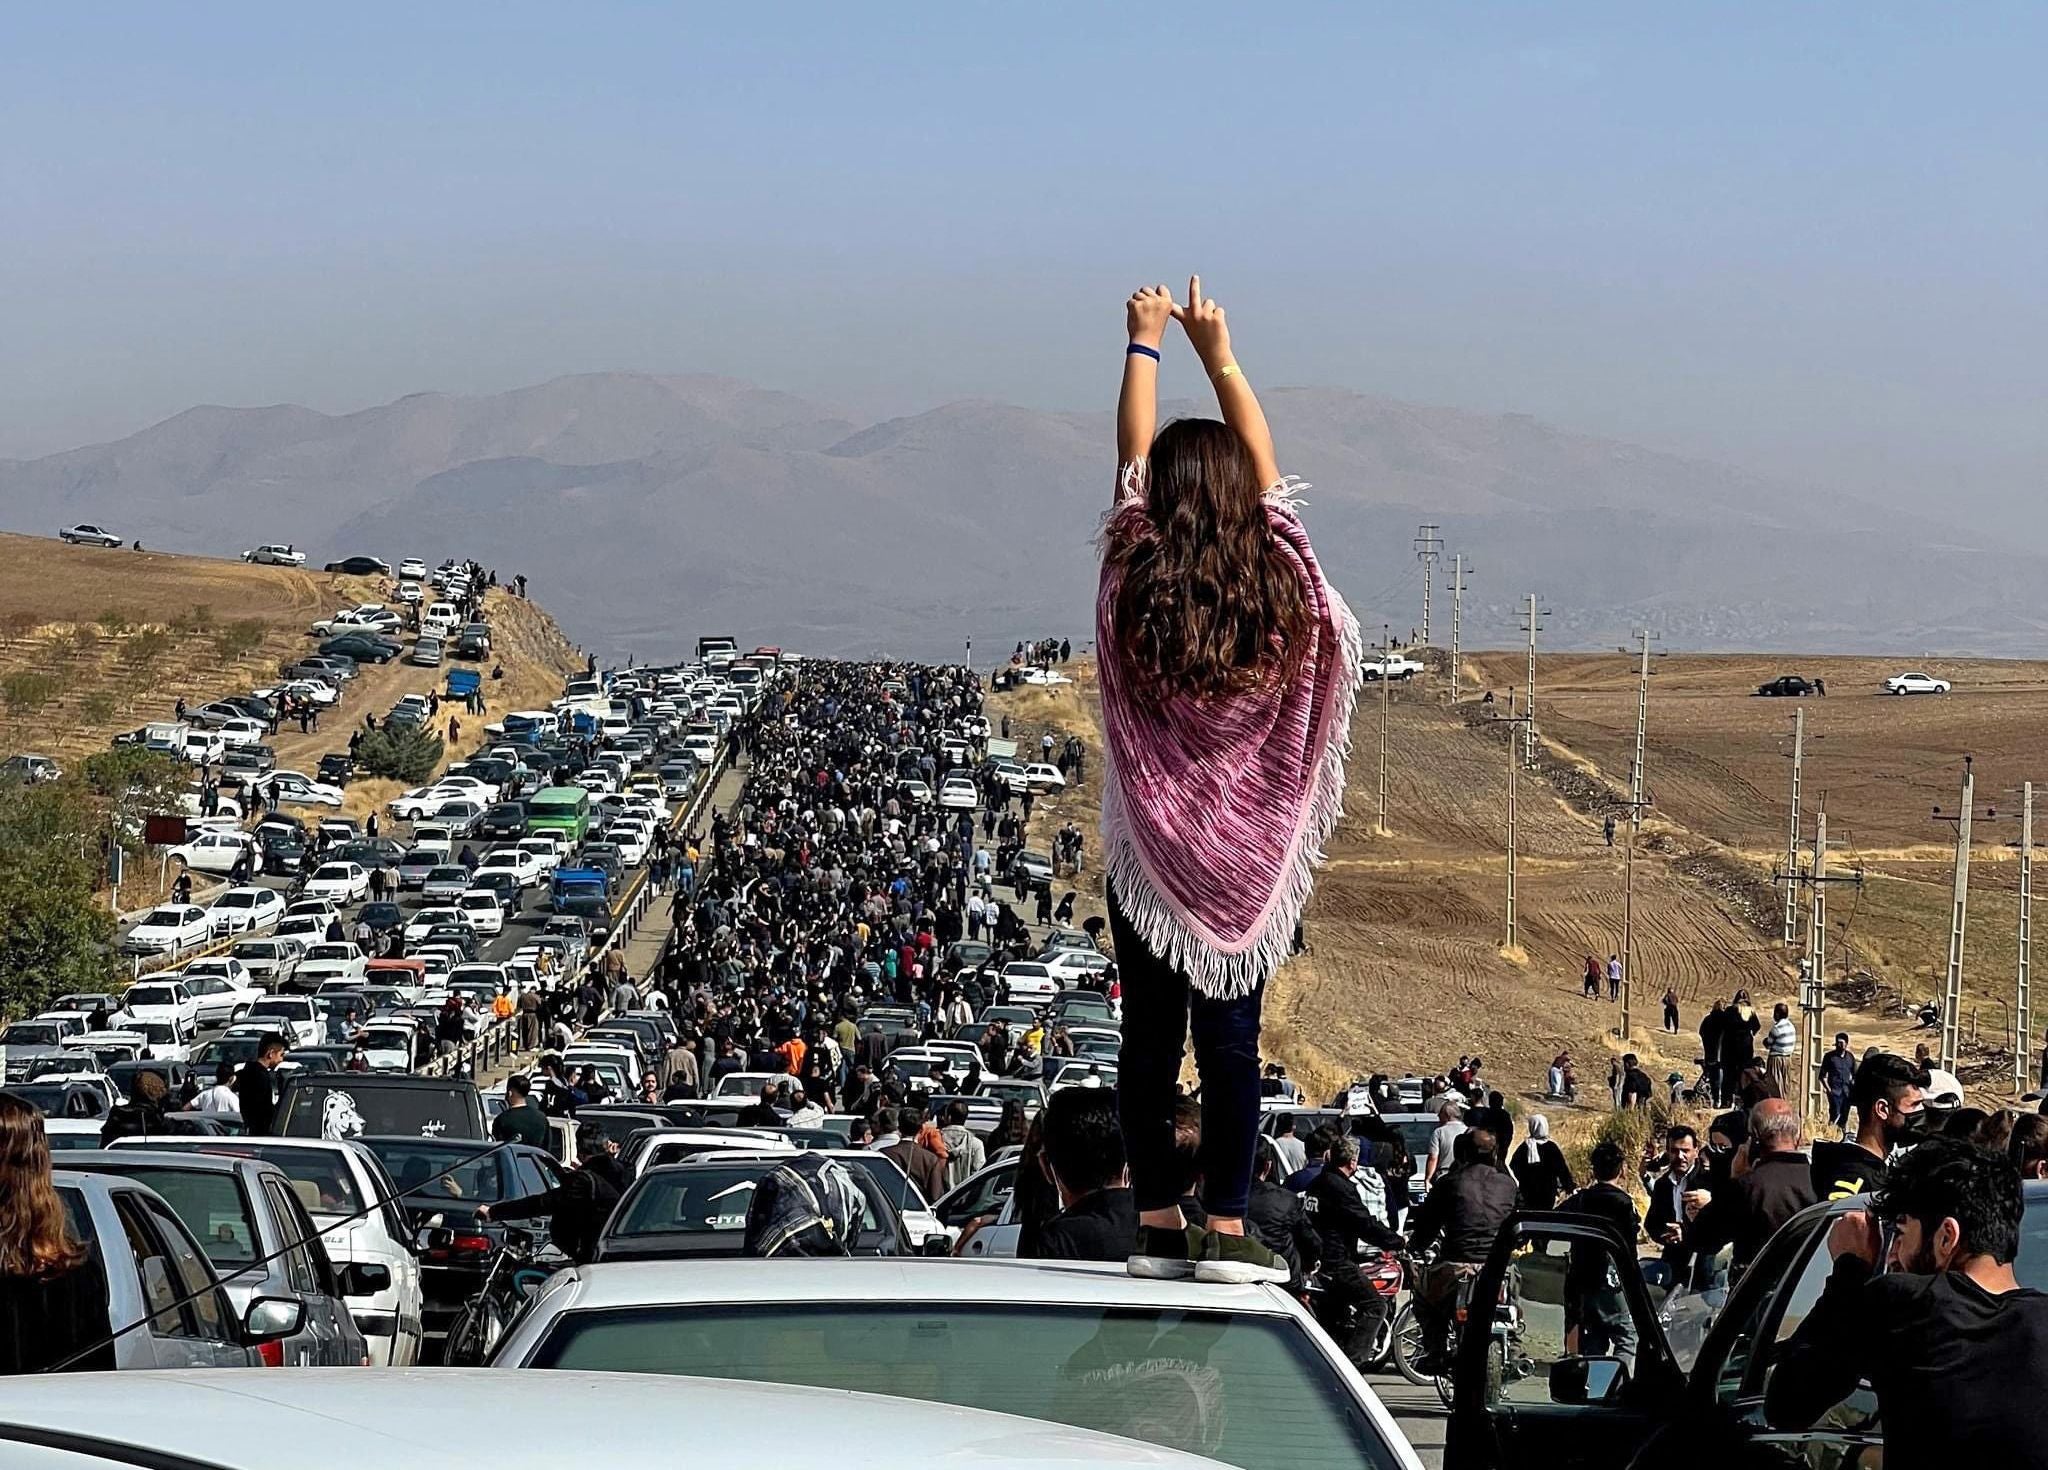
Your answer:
[999,960,1060,1003]
[477,848,544,888]
[398,557,429,580]
[390,784,491,822]
[121,905,215,957]
[303,862,370,904]
[253,678,339,708]
[265,772,346,808]
[168,828,256,876]
[120,980,199,1031]
[243,544,306,567]
[938,775,979,810]
[404,907,470,946]
[1042,949,1111,986]
[456,890,506,936]
[214,717,269,750]
[205,886,286,937]
[180,970,264,1026]
[294,942,368,988]
[1885,671,1952,695]
[1022,763,1068,793]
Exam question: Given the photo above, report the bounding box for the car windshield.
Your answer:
[250,1000,306,1018]
[140,912,184,928]
[526,1301,1397,1470]
[126,987,175,1007]
[106,1167,258,1267]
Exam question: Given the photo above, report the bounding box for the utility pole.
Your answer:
[1501,712,1533,951]
[1413,525,1443,646]
[1784,707,1805,949]
[1939,757,1977,1073]
[1448,554,1471,705]
[1802,806,1830,1125]
[1618,629,1658,1040]
[1376,625,1392,837]
[2019,782,2034,1093]
[1520,595,1548,768]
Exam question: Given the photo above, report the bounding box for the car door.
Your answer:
[1445,1212,1687,1470]
[116,1190,252,1367]
[262,1176,352,1364]
[188,978,227,1024]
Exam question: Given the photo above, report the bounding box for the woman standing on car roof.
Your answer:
[1101,279,1360,1286]
[0,1095,114,1373]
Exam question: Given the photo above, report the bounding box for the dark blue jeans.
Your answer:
[1111,886,1265,1218]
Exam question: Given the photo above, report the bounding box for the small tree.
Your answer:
[124,627,174,670]
[79,746,189,852]
[172,603,215,634]
[212,619,267,661]
[2,671,63,715]
[355,725,445,783]
[97,608,134,636]
[1,610,40,645]
[0,784,118,1016]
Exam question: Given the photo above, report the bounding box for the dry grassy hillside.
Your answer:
[1469,651,2048,1073]
[1002,654,1952,1121]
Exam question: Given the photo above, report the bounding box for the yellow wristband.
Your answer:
[1212,363,1241,381]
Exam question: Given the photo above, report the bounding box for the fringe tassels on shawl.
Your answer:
[1099,480,1363,1000]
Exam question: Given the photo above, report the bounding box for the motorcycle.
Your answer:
[439,1225,563,1365]
[1308,1248,1408,1374]
[1394,1259,1534,1409]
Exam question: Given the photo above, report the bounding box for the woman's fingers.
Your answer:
[1188,274,1201,312]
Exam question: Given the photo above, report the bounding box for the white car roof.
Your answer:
[0,1369,1238,1470]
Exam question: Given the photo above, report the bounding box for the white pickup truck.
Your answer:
[1363,654,1426,682]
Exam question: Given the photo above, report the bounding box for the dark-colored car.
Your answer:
[455,630,490,660]
[316,752,354,786]
[594,1158,908,1261]
[258,827,310,877]
[416,925,480,962]
[357,901,405,940]
[277,1074,488,1142]
[469,870,522,910]
[225,694,278,724]
[1755,675,1817,697]
[319,633,401,664]
[332,838,405,871]
[477,804,528,841]
[358,1134,562,1350]
[1444,1186,2048,1470]
[323,556,392,576]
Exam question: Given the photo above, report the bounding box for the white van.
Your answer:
[143,721,190,757]
[422,602,460,637]
[179,729,227,764]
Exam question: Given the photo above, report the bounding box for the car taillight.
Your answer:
[450,1233,493,1258]
[256,1340,284,1367]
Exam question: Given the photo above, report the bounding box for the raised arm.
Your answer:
[1119,284,1174,469]
[1174,275,1280,490]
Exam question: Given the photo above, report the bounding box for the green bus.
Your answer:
[526,785,592,846]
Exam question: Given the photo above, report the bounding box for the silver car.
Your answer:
[50,1171,268,1368]
[67,1152,366,1366]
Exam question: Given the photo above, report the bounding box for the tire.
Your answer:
[442,1300,486,1367]
[1391,1301,1431,1386]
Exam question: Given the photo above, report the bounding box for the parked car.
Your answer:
[167,828,257,876]
[318,633,401,664]
[410,636,446,667]
[0,753,61,784]
[304,862,370,904]
[323,555,393,576]
[489,1256,1419,1470]
[1885,670,1951,695]
[121,906,214,958]
[43,1169,275,1367]
[179,970,264,1027]
[265,771,348,807]
[1755,675,1817,696]
[230,936,305,989]
[243,543,306,566]
[66,1150,366,1366]
[205,885,287,938]
[60,523,126,548]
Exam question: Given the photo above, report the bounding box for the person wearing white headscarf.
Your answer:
[1510,1113,1575,1211]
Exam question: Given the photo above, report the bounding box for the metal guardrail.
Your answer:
[417,745,733,1081]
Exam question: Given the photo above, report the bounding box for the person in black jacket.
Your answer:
[1032,1087,1137,1262]
[0,1097,114,1373]
[1303,1136,1404,1365]
[1560,1142,1642,1367]
[1685,1099,1817,1281]
[1767,1138,2048,1468]
[1642,1124,1707,1288]
[478,1125,624,1264]
[1408,1126,1519,1367]
[1698,1000,1728,1106]
[98,1068,172,1145]
[1510,1114,1575,1210]
[1246,1140,1319,1289]
[233,1035,287,1136]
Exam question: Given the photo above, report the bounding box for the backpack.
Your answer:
[743,1154,864,1258]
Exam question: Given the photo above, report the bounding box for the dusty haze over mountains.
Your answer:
[3,372,2042,662]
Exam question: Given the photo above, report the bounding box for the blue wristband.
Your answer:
[1126,342,1161,362]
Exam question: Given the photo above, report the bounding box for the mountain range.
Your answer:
[3,371,2041,660]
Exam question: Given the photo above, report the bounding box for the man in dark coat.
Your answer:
[234,1034,287,1136]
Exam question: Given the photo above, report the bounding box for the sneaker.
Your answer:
[1193,1230,1292,1285]
[1128,1224,1203,1279]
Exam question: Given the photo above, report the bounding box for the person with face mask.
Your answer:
[1811,1053,1929,1201]
[1767,1137,2048,1467]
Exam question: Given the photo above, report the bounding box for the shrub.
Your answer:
[2,611,41,644]
[96,608,134,636]
[80,691,117,725]
[123,627,174,669]
[2,671,64,714]
[175,604,215,633]
[355,725,444,783]
[212,619,267,661]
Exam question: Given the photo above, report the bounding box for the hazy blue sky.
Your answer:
[4,4,2041,526]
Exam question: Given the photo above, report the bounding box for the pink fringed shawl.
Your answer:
[1097,463,1362,999]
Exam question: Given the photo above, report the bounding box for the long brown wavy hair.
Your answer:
[1107,418,1310,698]
[0,1093,85,1277]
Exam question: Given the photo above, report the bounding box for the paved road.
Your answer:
[1371,1374,1448,1469]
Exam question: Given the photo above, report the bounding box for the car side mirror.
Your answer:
[920,1234,953,1257]
[1550,1356,1629,1405]
[340,1262,391,1295]
[244,1296,305,1343]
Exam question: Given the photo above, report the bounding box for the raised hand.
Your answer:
[1127,284,1175,349]
[1170,274,1233,370]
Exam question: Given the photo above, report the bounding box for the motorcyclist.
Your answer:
[1406,1124,1519,1371]
[1303,1136,1407,1366]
